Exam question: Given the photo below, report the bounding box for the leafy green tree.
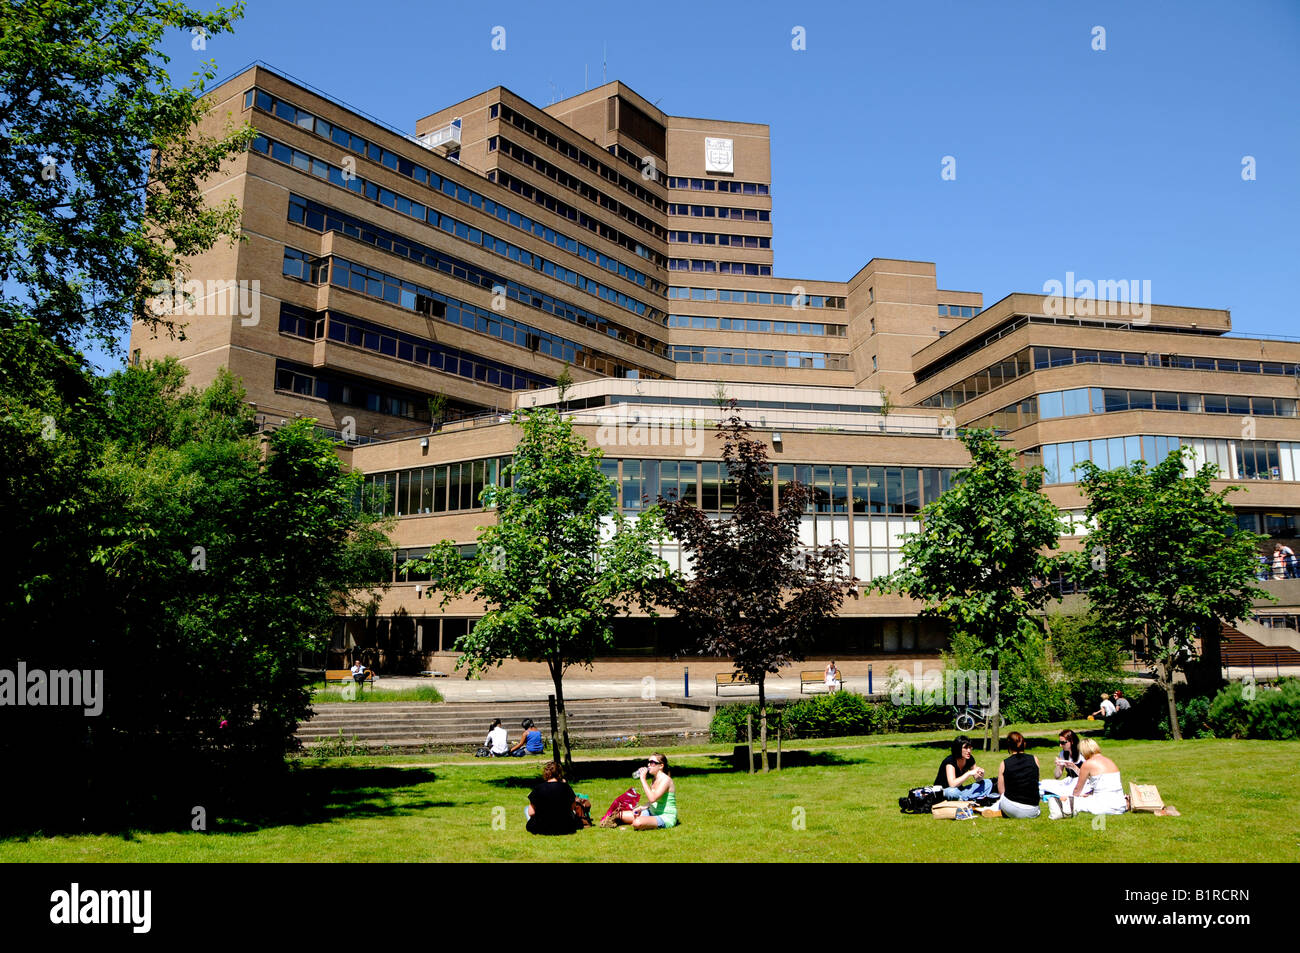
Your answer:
[1,0,255,350]
[877,429,1063,748]
[1069,447,1271,739]
[414,409,667,772]
[656,411,855,772]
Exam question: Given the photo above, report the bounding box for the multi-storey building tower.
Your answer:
[132,65,1300,673]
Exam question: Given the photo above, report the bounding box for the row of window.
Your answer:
[668,260,774,276]
[322,255,655,379]
[251,136,665,323]
[274,360,472,418]
[920,345,1300,410]
[970,386,1300,431]
[287,194,668,353]
[1025,436,1300,485]
[668,232,771,249]
[493,104,668,208]
[667,204,771,221]
[667,176,770,195]
[280,305,558,391]
[938,304,980,318]
[1235,510,1300,537]
[667,314,847,336]
[668,346,850,369]
[363,457,512,516]
[490,169,663,263]
[249,88,666,285]
[667,287,846,309]
[488,140,667,244]
[601,460,957,515]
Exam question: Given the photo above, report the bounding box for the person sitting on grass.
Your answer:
[611,753,678,829]
[996,731,1041,818]
[509,718,545,757]
[936,736,994,801]
[1039,729,1084,800]
[485,718,509,757]
[525,761,583,835]
[1049,737,1128,818]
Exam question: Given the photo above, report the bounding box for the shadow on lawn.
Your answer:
[207,765,449,833]
[480,750,868,789]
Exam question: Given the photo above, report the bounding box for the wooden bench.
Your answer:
[801,671,839,694]
[325,668,374,684]
[715,672,757,696]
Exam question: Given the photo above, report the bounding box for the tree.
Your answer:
[413,408,667,772]
[656,409,855,772]
[1,356,393,829]
[876,429,1063,749]
[1069,447,1271,739]
[1,0,255,351]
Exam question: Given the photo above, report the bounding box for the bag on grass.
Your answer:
[598,787,641,826]
[899,785,946,814]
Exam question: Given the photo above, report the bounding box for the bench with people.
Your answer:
[921,731,1131,820]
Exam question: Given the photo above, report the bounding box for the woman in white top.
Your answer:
[824,661,840,693]
[1039,728,1084,799]
[485,718,510,756]
[1069,737,1128,815]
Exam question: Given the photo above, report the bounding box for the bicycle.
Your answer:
[953,706,1009,732]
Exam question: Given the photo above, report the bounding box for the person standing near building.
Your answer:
[1273,543,1294,580]
[824,660,841,693]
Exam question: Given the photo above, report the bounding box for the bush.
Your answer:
[1208,677,1300,740]
[708,692,947,743]
[1046,613,1127,715]
[944,630,1075,724]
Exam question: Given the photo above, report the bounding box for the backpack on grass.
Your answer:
[899,785,946,814]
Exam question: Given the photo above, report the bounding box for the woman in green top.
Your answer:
[616,753,678,829]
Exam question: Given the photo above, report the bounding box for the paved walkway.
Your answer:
[363,674,887,702]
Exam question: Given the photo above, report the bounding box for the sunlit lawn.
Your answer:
[3,723,1294,862]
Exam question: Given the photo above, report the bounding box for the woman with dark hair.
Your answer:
[996,731,1041,818]
[1040,729,1083,799]
[484,718,509,757]
[508,718,545,756]
[935,737,994,801]
[612,753,678,829]
[525,761,582,835]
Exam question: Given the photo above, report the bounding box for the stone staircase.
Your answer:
[297,698,706,753]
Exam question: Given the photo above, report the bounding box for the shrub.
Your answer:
[708,692,947,743]
[1046,612,1127,714]
[1208,677,1300,740]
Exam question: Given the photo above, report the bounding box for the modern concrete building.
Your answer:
[131,64,1300,674]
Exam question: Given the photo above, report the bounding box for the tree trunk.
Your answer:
[1159,643,1182,741]
[550,661,574,774]
[757,675,769,774]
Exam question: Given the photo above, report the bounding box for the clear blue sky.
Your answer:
[103,0,1300,365]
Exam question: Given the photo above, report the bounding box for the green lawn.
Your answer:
[309,683,444,703]
[3,725,1295,862]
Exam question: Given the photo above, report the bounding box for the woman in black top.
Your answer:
[997,731,1041,818]
[525,761,583,835]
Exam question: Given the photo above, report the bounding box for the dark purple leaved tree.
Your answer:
[656,406,856,771]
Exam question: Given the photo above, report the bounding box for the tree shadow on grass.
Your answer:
[207,765,450,833]
[480,750,868,789]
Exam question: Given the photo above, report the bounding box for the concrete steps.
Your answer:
[297,699,706,752]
